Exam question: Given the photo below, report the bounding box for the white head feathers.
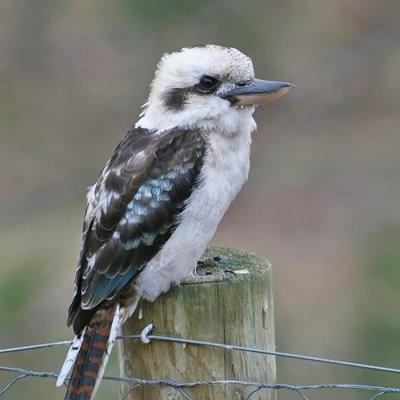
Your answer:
[136,45,257,134]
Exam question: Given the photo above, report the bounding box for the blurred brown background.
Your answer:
[1,1,400,399]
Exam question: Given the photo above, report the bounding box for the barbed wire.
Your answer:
[1,331,400,399]
[1,365,400,400]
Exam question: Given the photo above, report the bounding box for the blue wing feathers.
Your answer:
[68,126,205,333]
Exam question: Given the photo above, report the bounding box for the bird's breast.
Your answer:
[136,128,252,301]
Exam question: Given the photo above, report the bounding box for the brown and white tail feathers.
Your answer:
[57,304,122,400]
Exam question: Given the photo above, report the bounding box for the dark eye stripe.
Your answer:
[163,75,220,110]
[163,88,187,111]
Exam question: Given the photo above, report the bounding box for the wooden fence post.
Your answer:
[118,246,276,400]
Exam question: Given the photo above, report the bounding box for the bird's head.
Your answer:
[137,45,293,134]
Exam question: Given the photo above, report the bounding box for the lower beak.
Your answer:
[220,79,294,106]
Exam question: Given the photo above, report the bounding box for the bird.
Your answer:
[56,44,293,399]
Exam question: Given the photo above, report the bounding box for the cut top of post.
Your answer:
[181,245,272,285]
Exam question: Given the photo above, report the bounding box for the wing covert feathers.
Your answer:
[68,127,205,333]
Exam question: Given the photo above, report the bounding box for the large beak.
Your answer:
[220,79,294,106]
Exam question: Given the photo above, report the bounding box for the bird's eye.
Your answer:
[197,75,218,92]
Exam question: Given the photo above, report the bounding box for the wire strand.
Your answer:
[2,333,400,375]
[1,366,400,400]
[0,340,71,355]
[118,332,400,375]
[2,334,400,400]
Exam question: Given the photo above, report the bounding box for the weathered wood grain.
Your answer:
[119,246,275,400]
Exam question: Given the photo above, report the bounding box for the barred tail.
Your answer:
[60,304,122,400]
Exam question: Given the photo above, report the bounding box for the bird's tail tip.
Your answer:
[56,333,85,387]
[58,304,121,400]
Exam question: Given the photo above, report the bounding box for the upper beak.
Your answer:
[220,79,294,106]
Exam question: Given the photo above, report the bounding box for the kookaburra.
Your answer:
[57,44,293,399]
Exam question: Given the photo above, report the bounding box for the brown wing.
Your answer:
[67,126,206,333]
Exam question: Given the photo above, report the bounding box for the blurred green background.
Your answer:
[1,0,400,399]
